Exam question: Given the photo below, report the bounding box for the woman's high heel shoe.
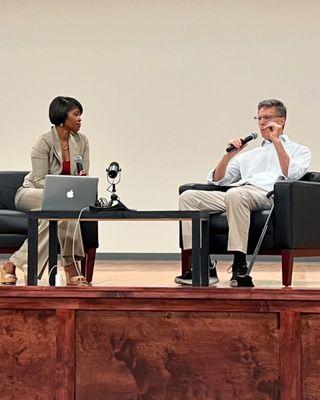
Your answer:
[1,261,18,285]
[64,265,89,286]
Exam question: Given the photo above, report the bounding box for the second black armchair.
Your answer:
[179,172,320,286]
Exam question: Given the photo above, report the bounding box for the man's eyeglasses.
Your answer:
[254,115,282,122]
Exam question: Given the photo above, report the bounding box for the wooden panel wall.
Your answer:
[1,287,320,400]
[302,315,320,400]
[76,311,280,400]
[0,310,56,400]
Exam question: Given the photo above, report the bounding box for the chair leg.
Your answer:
[282,250,294,287]
[81,248,96,283]
[181,249,192,274]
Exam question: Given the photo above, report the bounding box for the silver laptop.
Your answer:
[42,175,98,211]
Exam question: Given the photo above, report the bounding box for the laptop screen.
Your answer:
[41,175,98,211]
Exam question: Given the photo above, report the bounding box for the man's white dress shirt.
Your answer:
[206,135,311,192]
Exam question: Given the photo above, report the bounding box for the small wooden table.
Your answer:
[27,209,210,287]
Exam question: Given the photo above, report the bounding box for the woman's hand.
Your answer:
[78,170,88,176]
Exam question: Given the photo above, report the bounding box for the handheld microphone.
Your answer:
[107,162,121,179]
[74,155,84,174]
[226,132,258,153]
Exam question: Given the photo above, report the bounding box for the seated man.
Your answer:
[175,99,311,287]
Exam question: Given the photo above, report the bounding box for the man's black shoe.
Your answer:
[174,269,193,285]
[174,260,219,285]
[230,263,254,287]
[232,275,255,287]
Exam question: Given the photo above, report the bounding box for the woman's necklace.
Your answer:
[58,129,70,152]
[60,142,69,151]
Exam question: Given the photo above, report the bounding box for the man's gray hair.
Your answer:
[258,99,287,118]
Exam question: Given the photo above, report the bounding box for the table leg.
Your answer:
[201,219,209,287]
[192,217,201,286]
[27,218,38,286]
[49,221,58,286]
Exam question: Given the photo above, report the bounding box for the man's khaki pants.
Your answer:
[179,185,273,253]
[9,187,85,276]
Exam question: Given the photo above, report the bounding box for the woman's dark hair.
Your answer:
[49,96,83,125]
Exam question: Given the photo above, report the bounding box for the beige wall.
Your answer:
[1,0,319,253]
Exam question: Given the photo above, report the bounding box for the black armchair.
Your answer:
[179,172,320,286]
[0,171,98,283]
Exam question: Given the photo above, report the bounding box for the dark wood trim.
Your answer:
[2,297,320,314]
[55,309,75,400]
[81,247,96,283]
[3,286,320,302]
[0,247,19,253]
[282,250,294,287]
[280,311,301,400]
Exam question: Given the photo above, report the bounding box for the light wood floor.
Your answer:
[12,260,320,288]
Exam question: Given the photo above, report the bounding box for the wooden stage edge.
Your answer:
[1,287,320,400]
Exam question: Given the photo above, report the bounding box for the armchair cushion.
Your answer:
[0,210,28,234]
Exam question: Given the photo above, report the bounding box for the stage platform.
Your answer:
[1,286,320,400]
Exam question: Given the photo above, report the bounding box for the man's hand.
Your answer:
[263,122,289,176]
[263,122,282,142]
[212,137,246,181]
[226,137,248,155]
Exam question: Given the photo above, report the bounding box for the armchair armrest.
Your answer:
[274,180,320,248]
[0,171,29,210]
[179,183,231,195]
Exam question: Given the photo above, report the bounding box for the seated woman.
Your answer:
[1,96,90,286]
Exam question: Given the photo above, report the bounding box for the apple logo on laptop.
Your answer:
[66,190,74,199]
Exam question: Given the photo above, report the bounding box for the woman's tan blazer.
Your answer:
[20,126,90,190]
